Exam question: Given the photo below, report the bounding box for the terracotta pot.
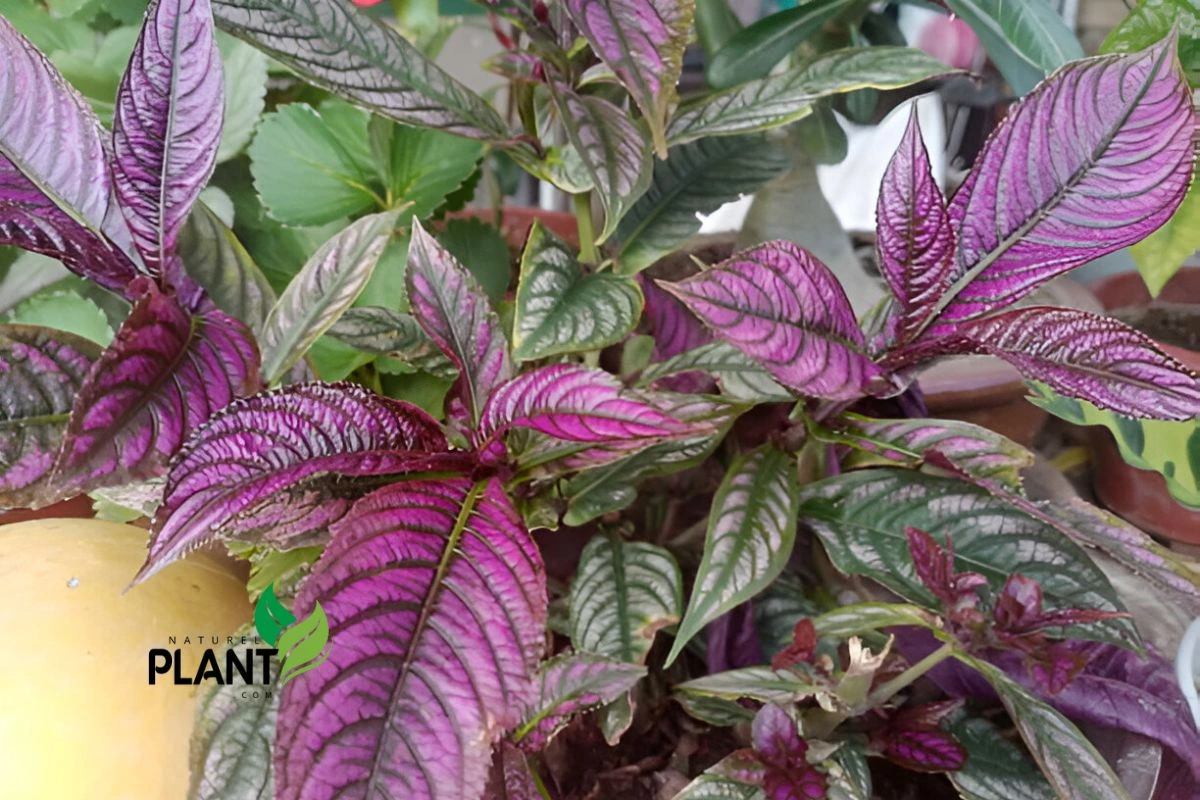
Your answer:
[0,495,95,526]
[1088,268,1200,544]
[446,206,579,249]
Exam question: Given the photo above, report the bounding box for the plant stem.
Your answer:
[866,642,956,708]
[574,193,599,264]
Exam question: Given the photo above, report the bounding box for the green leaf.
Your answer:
[812,602,941,639]
[1131,178,1200,296]
[1028,383,1200,509]
[178,203,278,337]
[515,652,646,747]
[673,46,958,145]
[667,445,800,666]
[946,714,1055,800]
[1101,0,1200,84]
[327,306,456,379]
[705,0,859,89]
[435,217,511,303]
[675,692,757,727]
[799,469,1138,650]
[696,0,743,58]
[827,742,873,800]
[753,574,821,657]
[568,536,683,664]
[674,753,766,800]
[259,210,401,384]
[794,102,848,165]
[512,222,643,360]
[943,0,1083,96]
[211,0,517,145]
[961,656,1132,800]
[217,34,269,163]
[189,646,277,800]
[100,0,148,25]
[249,103,381,227]
[639,342,792,402]
[677,665,819,704]
[614,135,790,274]
[548,84,653,241]
[369,119,484,219]
[5,289,113,346]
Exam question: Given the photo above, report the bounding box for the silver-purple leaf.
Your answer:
[274,479,547,800]
[658,241,881,400]
[483,742,541,800]
[112,0,224,274]
[477,364,699,448]
[935,307,1200,421]
[51,281,261,499]
[138,382,454,583]
[515,652,645,750]
[938,40,1194,323]
[548,83,652,242]
[876,110,955,343]
[0,325,101,509]
[407,220,513,422]
[562,0,695,157]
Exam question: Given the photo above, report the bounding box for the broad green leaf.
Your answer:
[961,656,1132,800]
[515,652,646,748]
[705,0,858,88]
[675,692,757,727]
[614,135,790,275]
[696,0,743,58]
[249,103,381,226]
[1028,384,1200,509]
[369,119,483,219]
[569,536,683,664]
[677,665,819,704]
[217,34,269,163]
[100,0,148,24]
[211,0,517,144]
[178,203,277,337]
[435,218,510,302]
[639,342,792,402]
[1131,178,1200,296]
[548,83,653,241]
[513,222,642,360]
[944,0,1083,96]
[5,289,113,346]
[672,46,957,145]
[188,646,277,800]
[1101,0,1200,84]
[674,752,766,800]
[259,210,401,384]
[667,445,800,666]
[947,714,1055,800]
[799,469,1138,650]
[328,306,456,379]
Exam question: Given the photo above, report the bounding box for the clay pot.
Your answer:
[0,495,96,526]
[446,206,579,249]
[1088,268,1200,544]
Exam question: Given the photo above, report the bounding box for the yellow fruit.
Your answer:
[0,518,251,800]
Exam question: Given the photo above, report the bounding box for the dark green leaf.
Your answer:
[435,217,511,302]
[696,0,743,58]
[327,306,456,379]
[946,714,1055,800]
[178,203,277,337]
[369,119,484,219]
[944,0,1082,95]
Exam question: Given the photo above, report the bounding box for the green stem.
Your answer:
[574,193,599,264]
[866,642,956,708]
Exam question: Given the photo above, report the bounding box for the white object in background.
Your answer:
[1178,617,1200,729]
[816,93,947,233]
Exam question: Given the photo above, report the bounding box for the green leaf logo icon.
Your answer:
[275,601,331,687]
[254,584,296,646]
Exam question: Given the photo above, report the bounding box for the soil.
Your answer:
[1114,303,1200,351]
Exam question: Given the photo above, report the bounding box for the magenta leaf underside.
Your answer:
[638,274,715,393]
[517,652,645,750]
[751,704,827,800]
[477,364,701,447]
[51,280,260,500]
[275,479,547,800]
[113,0,224,275]
[659,241,880,400]
[407,221,513,422]
[483,742,541,800]
[939,40,1194,321]
[139,381,452,582]
[0,326,102,508]
[875,109,954,342]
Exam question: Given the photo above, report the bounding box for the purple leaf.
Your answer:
[658,241,881,400]
[0,325,101,508]
[638,274,715,393]
[274,479,547,800]
[879,729,967,773]
[407,220,512,422]
[939,40,1194,322]
[516,652,646,750]
[562,0,694,157]
[927,307,1200,420]
[875,109,954,343]
[138,381,455,582]
[51,280,260,498]
[707,601,766,673]
[752,704,828,800]
[483,742,541,800]
[0,19,139,292]
[112,0,224,274]
[477,364,700,447]
[904,527,987,617]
